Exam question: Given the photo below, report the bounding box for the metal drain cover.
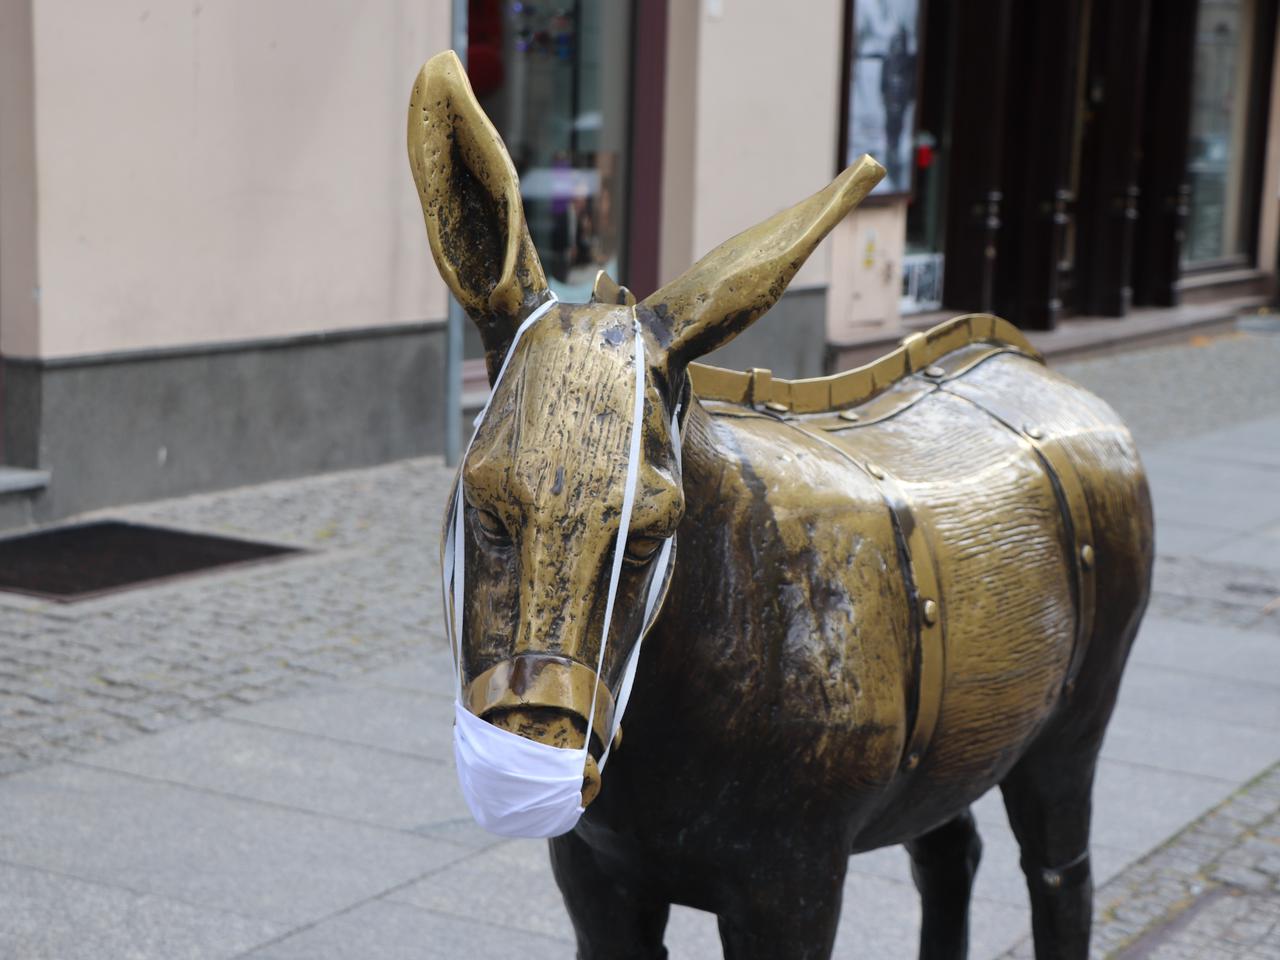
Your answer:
[0,520,300,602]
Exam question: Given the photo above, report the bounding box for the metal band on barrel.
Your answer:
[780,421,946,774]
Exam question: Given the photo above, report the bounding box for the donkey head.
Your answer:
[410,51,882,806]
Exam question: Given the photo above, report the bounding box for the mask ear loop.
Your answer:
[444,294,559,703]
[582,309,648,761]
[598,400,680,771]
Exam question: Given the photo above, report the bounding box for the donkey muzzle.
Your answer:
[463,653,619,806]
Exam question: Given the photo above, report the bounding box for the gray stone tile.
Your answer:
[355,646,458,696]
[0,763,469,926]
[228,684,454,762]
[0,860,284,960]
[1153,520,1239,557]
[1128,616,1280,688]
[243,899,574,960]
[1090,758,1236,854]
[1157,416,1280,470]
[1100,698,1280,782]
[389,838,573,940]
[1118,661,1280,730]
[664,906,723,958]
[1206,528,1280,574]
[81,717,469,832]
[1143,452,1280,532]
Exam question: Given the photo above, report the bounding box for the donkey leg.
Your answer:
[999,748,1100,960]
[905,808,982,960]
[549,831,671,960]
[715,850,848,960]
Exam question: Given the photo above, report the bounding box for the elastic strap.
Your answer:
[599,406,680,770]
[583,312,646,756]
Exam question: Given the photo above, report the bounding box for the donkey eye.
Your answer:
[624,535,664,565]
[471,506,510,544]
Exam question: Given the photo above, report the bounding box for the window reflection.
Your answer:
[1185,0,1255,265]
[468,0,631,308]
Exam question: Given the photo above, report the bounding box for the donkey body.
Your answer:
[410,52,1152,960]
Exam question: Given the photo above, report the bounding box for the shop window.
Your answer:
[902,0,953,314]
[1184,0,1257,266]
[467,0,631,313]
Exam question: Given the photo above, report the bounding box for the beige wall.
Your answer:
[661,0,846,292]
[14,0,450,360]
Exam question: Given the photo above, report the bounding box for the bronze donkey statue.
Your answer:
[410,51,1153,960]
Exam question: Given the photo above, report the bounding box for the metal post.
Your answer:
[445,0,469,467]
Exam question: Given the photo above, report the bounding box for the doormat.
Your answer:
[0,520,300,602]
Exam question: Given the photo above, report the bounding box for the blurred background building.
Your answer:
[1,0,1277,527]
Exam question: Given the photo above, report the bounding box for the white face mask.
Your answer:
[443,295,680,839]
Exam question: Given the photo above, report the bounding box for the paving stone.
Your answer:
[81,717,467,832]
[1128,616,1280,688]
[1089,759,1239,855]
[0,861,285,960]
[388,838,576,940]
[228,684,456,762]
[242,898,575,960]
[1116,661,1280,732]
[1100,699,1280,782]
[0,763,470,926]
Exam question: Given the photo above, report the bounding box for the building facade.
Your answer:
[1,0,1277,527]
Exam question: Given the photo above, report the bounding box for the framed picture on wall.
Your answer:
[839,0,922,199]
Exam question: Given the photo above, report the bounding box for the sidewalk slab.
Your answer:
[228,684,455,762]
[390,838,579,941]
[1204,523,1280,574]
[1117,661,1280,731]
[0,763,469,927]
[1128,615,1280,687]
[244,899,576,960]
[0,860,284,960]
[81,716,465,832]
[1154,414,1280,470]
[1142,451,1280,533]
[1099,699,1280,782]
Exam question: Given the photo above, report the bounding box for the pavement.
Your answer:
[0,326,1278,958]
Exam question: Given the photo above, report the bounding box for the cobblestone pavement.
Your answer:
[1001,762,1280,959]
[0,458,456,774]
[0,323,1277,957]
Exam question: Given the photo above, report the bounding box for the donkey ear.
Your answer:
[408,50,550,375]
[642,156,884,369]
[591,269,637,306]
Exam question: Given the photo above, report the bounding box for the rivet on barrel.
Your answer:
[924,365,946,378]
[839,409,861,422]
[921,598,939,626]
[765,401,789,413]
[1080,544,1095,569]
[866,462,885,480]
[1024,424,1045,440]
